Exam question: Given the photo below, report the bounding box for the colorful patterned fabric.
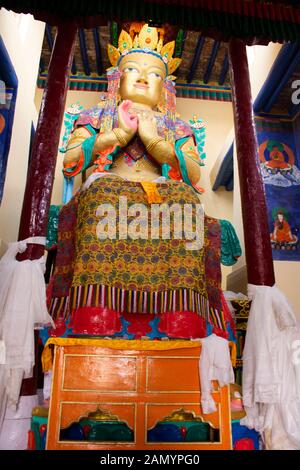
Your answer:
[45,205,62,250]
[50,197,78,313]
[49,176,226,331]
[220,219,242,266]
[77,103,193,140]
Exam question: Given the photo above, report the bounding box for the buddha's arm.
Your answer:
[64,101,137,172]
[63,126,92,166]
[63,126,128,169]
[93,131,121,156]
[149,140,201,186]
[138,114,200,185]
[177,136,202,186]
[183,156,201,186]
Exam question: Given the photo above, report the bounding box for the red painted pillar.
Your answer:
[228,39,275,286]
[18,22,77,396]
[18,21,77,258]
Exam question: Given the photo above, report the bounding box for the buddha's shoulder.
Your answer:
[155,112,194,139]
[75,100,106,129]
[175,116,194,139]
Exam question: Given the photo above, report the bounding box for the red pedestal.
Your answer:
[229,39,275,287]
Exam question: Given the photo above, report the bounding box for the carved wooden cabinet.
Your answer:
[46,339,232,450]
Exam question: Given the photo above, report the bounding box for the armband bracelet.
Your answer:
[146,136,165,154]
[112,128,128,147]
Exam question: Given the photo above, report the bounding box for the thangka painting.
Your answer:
[257,121,300,261]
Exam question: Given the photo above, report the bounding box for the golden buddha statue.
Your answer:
[48,24,241,340]
[63,26,202,189]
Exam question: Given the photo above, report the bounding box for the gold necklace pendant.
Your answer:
[135,159,143,172]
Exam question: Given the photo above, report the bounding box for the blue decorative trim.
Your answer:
[253,43,300,116]
[212,143,233,192]
[62,128,97,204]
[39,57,45,74]
[0,35,18,204]
[264,49,300,113]
[147,317,167,340]
[27,121,36,175]
[189,117,206,165]
[62,176,74,205]
[174,136,193,187]
[45,24,54,50]
[114,317,134,340]
[64,132,97,178]
[161,162,170,179]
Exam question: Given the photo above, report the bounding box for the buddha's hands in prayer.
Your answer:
[137,111,179,170]
[137,111,159,146]
[117,100,138,145]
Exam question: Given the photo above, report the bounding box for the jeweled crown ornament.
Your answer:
[107,23,182,76]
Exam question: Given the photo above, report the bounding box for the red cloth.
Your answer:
[234,438,255,450]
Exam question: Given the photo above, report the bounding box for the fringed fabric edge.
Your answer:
[49,284,227,332]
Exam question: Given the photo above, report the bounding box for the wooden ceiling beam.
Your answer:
[78,28,91,76]
[45,24,54,51]
[93,27,104,76]
[219,53,229,86]
[203,40,220,84]
[187,35,205,84]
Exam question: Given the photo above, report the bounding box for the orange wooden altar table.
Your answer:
[45,338,232,450]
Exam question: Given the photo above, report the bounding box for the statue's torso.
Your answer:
[74,104,194,183]
[109,134,161,182]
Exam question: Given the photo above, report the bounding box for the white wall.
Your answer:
[177,98,234,222]
[177,99,234,288]
[0,9,45,244]
[247,42,282,100]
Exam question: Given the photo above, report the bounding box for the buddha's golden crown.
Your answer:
[107,23,182,75]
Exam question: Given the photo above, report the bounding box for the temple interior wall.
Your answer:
[0,9,299,315]
[177,98,234,288]
[247,43,300,318]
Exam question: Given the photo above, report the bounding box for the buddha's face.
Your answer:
[119,52,166,108]
[270,147,281,160]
